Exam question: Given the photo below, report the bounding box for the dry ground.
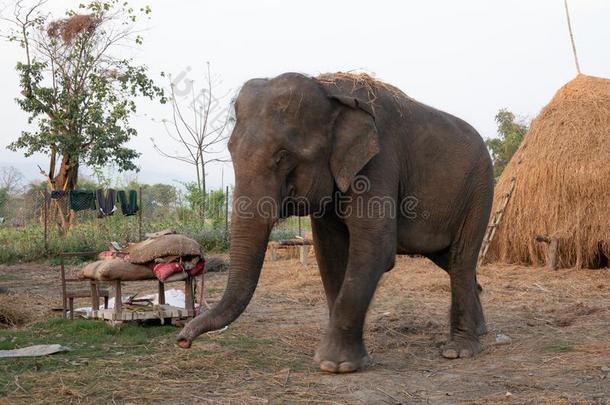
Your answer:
[0,256,609,404]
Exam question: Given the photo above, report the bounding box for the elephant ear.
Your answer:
[328,95,380,193]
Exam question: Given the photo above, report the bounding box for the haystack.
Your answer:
[0,293,33,328]
[486,74,610,268]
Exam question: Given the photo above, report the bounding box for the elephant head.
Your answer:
[177,73,380,347]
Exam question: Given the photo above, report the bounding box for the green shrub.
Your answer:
[0,214,310,264]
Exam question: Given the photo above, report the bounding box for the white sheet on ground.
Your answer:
[0,344,71,358]
[73,288,186,317]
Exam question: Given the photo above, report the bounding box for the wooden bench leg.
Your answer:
[69,297,74,320]
[90,281,100,310]
[104,295,109,309]
[114,280,122,320]
[185,277,194,319]
[158,281,166,305]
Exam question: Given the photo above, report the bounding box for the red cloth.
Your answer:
[153,260,205,282]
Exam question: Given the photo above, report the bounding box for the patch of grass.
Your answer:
[0,274,18,282]
[0,318,175,351]
[211,333,277,369]
[0,319,176,396]
[545,341,574,353]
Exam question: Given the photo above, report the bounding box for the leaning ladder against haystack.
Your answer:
[478,177,516,266]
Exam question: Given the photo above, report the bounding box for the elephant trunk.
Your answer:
[177,211,272,348]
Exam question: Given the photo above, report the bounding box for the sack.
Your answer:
[81,259,154,281]
[128,234,201,264]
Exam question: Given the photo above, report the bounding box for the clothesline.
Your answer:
[49,188,139,217]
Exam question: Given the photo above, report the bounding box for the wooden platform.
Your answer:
[91,304,193,321]
[268,238,314,265]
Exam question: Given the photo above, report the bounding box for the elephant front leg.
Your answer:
[314,220,395,373]
[311,213,349,314]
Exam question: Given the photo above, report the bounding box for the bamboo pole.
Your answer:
[564,0,581,74]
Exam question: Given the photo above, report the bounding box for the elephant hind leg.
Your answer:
[427,248,486,336]
[441,261,485,359]
[441,207,490,358]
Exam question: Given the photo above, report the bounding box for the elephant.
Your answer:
[177,72,494,374]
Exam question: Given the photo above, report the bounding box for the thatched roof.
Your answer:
[486,74,610,268]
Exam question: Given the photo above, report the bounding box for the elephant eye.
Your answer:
[275,149,290,165]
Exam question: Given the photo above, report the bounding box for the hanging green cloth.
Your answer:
[69,190,97,211]
[117,190,139,216]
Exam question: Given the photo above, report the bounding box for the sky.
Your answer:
[0,0,609,191]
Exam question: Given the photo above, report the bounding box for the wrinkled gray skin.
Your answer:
[177,73,493,373]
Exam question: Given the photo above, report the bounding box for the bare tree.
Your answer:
[152,62,232,217]
[0,166,25,195]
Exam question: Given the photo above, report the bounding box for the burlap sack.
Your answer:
[81,259,154,281]
[127,234,202,264]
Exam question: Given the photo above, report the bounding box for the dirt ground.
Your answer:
[1,255,609,404]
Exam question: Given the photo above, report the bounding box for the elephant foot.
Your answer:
[314,341,370,373]
[476,320,488,336]
[441,336,482,359]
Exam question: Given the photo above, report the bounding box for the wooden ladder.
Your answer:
[478,177,516,266]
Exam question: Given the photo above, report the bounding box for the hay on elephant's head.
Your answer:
[315,71,410,107]
[486,74,610,268]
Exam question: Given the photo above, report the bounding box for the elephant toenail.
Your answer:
[320,360,338,373]
[338,362,357,373]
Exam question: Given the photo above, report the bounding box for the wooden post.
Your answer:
[298,216,302,237]
[60,253,67,319]
[299,245,309,266]
[185,277,194,319]
[158,281,165,305]
[534,235,560,270]
[90,281,100,311]
[114,280,122,318]
[138,186,143,241]
[548,238,559,270]
[269,242,278,261]
[43,188,48,253]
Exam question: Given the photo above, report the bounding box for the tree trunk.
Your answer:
[49,153,79,232]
